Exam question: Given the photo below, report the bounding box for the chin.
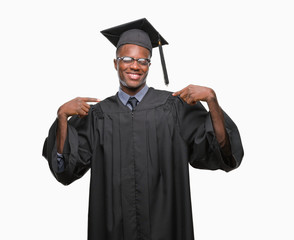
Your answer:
[121,78,146,89]
[128,82,144,89]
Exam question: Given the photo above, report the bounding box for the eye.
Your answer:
[137,58,150,65]
[121,57,133,63]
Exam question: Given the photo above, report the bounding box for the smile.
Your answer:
[127,73,142,80]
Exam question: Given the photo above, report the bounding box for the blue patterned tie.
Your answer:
[128,97,138,110]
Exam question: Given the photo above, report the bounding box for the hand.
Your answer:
[57,97,100,119]
[172,84,216,105]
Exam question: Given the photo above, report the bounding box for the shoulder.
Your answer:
[137,87,179,109]
[149,87,172,96]
[91,93,126,114]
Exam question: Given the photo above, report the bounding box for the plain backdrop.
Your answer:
[1,0,293,239]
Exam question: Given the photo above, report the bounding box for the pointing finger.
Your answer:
[81,97,100,102]
[181,92,189,102]
[172,88,185,96]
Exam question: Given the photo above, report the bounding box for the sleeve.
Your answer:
[42,107,96,185]
[56,152,65,173]
[176,98,244,172]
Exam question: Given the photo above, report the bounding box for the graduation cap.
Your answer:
[101,18,169,86]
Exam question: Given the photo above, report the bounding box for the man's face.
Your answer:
[114,44,151,94]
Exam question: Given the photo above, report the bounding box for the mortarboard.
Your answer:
[101,18,169,86]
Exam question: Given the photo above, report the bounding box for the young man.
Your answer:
[43,18,244,240]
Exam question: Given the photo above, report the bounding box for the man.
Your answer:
[43,18,244,240]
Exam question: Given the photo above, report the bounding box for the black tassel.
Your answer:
[158,35,169,86]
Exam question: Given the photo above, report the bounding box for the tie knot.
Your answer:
[128,97,138,110]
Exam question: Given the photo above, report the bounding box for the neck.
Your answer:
[120,82,146,96]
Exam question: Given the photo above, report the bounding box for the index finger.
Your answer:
[81,97,100,102]
[172,90,182,96]
[172,88,186,96]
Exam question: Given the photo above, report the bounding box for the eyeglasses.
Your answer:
[117,56,151,66]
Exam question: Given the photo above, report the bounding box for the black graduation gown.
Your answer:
[43,88,243,240]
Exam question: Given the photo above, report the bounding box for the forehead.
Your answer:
[117,44,151,58]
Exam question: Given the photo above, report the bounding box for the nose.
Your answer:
[130,60,140,70]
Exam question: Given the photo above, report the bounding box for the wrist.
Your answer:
[57,107,68,121]
[205,88,217,103]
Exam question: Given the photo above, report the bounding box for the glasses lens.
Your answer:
[121,57,133,64]
[137,58,149,66]
[119,57,150,66]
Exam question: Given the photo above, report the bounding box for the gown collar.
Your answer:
[118,85,149,106]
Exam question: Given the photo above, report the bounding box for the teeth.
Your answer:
[129,73,140,79]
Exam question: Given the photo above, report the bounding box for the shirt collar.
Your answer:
[118,84,149,106]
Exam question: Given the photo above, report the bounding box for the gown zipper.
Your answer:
[131,109,139,239]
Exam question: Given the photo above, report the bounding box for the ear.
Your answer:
[113,59,118,71]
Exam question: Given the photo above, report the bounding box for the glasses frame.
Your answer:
[117,56,151,66]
